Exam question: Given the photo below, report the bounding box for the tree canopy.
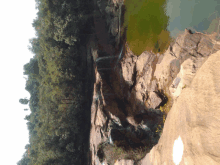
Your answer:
[17,0,94,164]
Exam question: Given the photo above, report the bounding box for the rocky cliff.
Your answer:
[149,48,220,165]
[88,0,220,164]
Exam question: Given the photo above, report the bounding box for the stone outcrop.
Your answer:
[89,0,220,164]
[149,50,220,165]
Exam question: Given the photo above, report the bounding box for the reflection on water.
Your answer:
[123,0,220,56]
[166,0,220,36]
[123,0,171,55]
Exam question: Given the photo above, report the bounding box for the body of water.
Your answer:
[123,0,220,55]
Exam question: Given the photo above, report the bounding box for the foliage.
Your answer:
[17,152,30,165]
[154,103,168,136]
[18,0,94,164]
[19,98,29,105]
[97,142,149,164]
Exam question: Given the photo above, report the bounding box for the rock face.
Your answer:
[89,0,220,164]
[150,50,220,165]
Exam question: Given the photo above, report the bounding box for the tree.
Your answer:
[19,98,29,105]
[17,152,30,165]
[18,0,95,164]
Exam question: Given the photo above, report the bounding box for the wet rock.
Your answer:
[110,17,119,36]
[169,59,181,79]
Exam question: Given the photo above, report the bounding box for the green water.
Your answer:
[123,0,171,56]
[123,0,220,56]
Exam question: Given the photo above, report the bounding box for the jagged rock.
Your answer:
[198,35,215,56]
[146,92,162,109]
[154,51,175,91]
[121,54,137,87]
[149,50,220,165]
[155,29,216,103]
[136,51,155,75]
[169,59,181,79]
[169,56,207,101]
[149,79,158,92]
[126,116,140,127]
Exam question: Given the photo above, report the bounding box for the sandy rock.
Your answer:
[136,51,155,75]
[149,50,220,165]
[135,66,153,93]
[114,160,134,165]
[146,92,162,109]
[154,50,177,90]
[169,56,208,101]
[139,154,153,165]
[121,54,137,87]
[149,79,158,92]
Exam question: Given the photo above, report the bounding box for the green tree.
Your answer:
[19,98,29,105]
[18,0,94,164]
[17,152,30,165]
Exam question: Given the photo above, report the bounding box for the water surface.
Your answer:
[123,0,220,56]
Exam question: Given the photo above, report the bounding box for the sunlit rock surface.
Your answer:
[150,50,220,165]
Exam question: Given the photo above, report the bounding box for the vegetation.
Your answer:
[17,0,94,164]
[182,84,187,89]
[155,106,167,136]
[97,120,161,164]
[97,142,149,165]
